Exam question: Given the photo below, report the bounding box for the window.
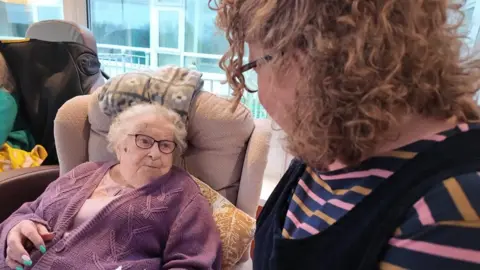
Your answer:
[0,0,63,38]
[88,0,268,119]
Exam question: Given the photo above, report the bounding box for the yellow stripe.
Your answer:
[0,38,30,43]
[438,220,480,228]
[306,167,372,196]
[444,177,479,221]
[336,185,372,196]
[379,262,407,270]
[282,228,292,239]
[306,167,333,193]
[292,194,336,225]
[383,150,417,159]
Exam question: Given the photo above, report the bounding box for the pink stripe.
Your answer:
[298,179,326,205]
[413,197,435,225]
[319,169,393,180]
[286,211,319,235]
[328,199,355,210]
[425,134,447,142]
[458,123,469,132]
[389,238,480,263]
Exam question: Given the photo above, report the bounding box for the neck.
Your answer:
[110,165,143,189]
[328,115,458,171]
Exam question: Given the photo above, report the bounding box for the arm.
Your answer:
[163,194,222,270]
[0,167,75,264]
[0,89,17,145]
[380,173,480,269]
[0,191,48,265]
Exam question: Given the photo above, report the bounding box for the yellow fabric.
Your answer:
[192,175,256,270]
[0,38,30,43]
[0,143,47,172]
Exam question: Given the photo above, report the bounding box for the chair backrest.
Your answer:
[26,20,97,53]
[0,20,104,164]
[26,20,105,90]
[56,90,263,204]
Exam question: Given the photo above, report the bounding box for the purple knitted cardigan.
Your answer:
[0,161,222,270]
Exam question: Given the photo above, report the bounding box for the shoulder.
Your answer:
[65,161,113,182]
[167,167,212,209]
[166,167,204,204]
[0,90,17,110]
[400,171,480,234]
[382,172,480,269]
[169,167,201,193]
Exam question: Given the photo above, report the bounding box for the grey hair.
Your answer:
[107,103,187,155]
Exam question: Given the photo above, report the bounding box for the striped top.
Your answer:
[283,123,480,269]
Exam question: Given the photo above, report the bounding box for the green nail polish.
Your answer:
[22,259,32,266]
[15,266,23,270]
[39,244,47,254]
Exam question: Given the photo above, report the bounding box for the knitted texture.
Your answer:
[0,161,221,270]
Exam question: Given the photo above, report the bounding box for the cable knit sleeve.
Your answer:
[162,193,222,270]
[0,189,51,265]
[0,162,94,266]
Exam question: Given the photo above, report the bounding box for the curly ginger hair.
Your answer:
[211,0,480,168]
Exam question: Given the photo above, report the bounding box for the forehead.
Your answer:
[130,114,174,139]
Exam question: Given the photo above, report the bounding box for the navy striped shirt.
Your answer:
[283,123,480,269]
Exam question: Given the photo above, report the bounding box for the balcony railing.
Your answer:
[97,44,268,119]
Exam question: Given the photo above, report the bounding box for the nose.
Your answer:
[148,143,163,159]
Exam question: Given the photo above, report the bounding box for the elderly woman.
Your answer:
[0,103,221,270]
[213,0,480,269]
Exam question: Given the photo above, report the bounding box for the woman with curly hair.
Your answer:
[212,0,480,269]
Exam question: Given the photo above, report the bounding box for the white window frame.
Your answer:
[63,0,87,26]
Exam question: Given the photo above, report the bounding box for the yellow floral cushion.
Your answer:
[192,175,256,269]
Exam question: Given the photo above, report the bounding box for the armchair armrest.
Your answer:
[0,166,59,222]
[237,119,272,218]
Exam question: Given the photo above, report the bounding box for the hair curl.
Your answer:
[212,0,480,168]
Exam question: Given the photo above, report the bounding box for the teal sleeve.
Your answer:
[0,89,18,145]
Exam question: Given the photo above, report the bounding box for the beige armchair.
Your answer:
[54,90,271,269]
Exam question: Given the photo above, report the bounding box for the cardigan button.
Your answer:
[55,242,66,252]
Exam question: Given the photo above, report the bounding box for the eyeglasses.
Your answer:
[238,55,272,93]
[240,55,273,73]
[128,134,177,154]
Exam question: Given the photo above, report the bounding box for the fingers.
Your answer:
[18,223,45,253]
[6,231,30,267]
[5,256,24,270]
[35,224,49,236]
[35,224,54,242]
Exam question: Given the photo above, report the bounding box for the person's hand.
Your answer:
[5,220,54,270]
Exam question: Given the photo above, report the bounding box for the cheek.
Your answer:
[257,72,274,112]
[120,148,148,166]
[258,73,294,114]
[160,154,173,167]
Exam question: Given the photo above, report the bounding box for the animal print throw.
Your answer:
[97,65,203,122]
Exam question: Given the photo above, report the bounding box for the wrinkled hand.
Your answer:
[5,220,54,270]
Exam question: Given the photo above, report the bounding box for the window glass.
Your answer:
[0,1,62,37]
[89,0,150,48]
[158,53,180,67]
[184,0,229,54]
[184,56,221,74]
[158,10,179,48]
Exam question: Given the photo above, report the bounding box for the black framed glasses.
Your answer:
[240,55,273,73]
[128,134,177,154]
[237,55,272,93]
